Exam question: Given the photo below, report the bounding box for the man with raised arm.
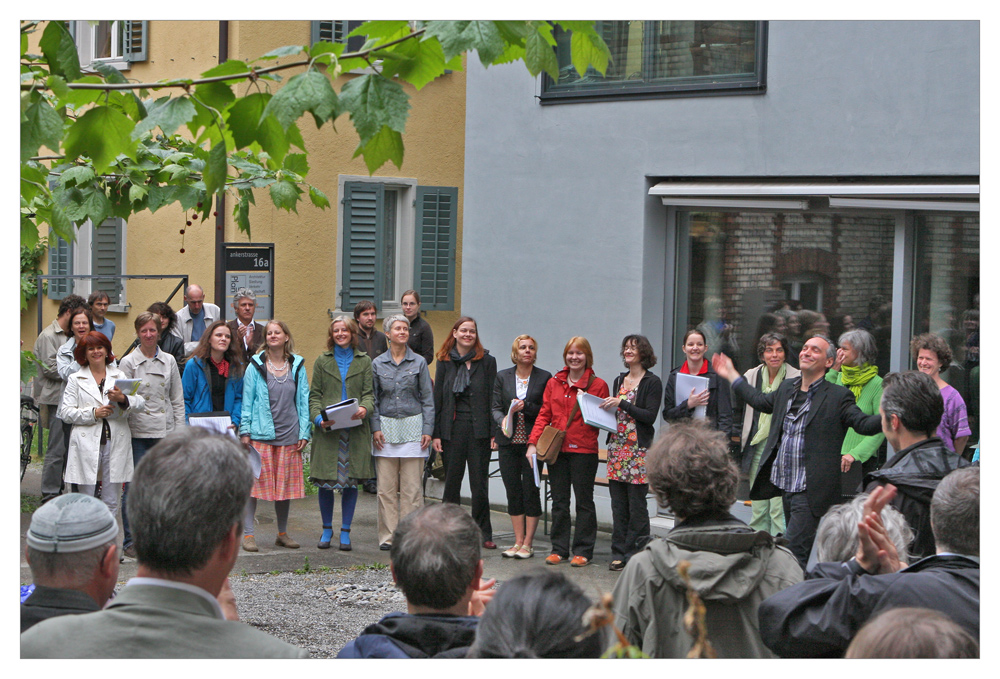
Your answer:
[712,335,881,568]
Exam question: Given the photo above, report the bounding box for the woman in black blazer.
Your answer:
[491,335,552,559]
[433,316,498,547]
[662,328,733,437]
[601,335,662,571]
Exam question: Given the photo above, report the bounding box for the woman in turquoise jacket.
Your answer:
[239,320,311,552]
[181,320,243,427]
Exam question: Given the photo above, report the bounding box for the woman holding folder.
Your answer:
[662,328,733,437]
[527,336,609,567]
[181,320,244,426]
[308,316,374,551]
[492,335,551,559]
[601,335,662,571]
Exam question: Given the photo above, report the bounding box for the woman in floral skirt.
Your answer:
[601,335,662,571]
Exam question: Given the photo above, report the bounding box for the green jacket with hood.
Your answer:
[611,514,802,658]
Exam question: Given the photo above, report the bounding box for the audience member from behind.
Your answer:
[845,607,979,659]
[864,370,969,559]
[337,503,495,658]
[611,421,802,658]
[812,493,913,567]
[21,494,119,633]
[759,467,979,657]
[467,570,608,658]
[20,428,309,658]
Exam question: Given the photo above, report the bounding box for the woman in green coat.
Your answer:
[309,316,375,550]
[826,328,885,478]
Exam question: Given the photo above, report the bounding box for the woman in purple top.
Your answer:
[911,333,971,456]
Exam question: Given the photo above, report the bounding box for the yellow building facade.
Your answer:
[22,20,465,372]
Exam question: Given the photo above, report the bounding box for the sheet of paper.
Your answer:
[502,400,517,438]
[576,391,618,433]
[322,398,362,430]
[531,453,540,487]
[675,373,710,419]
[108,378,141,396]
[188,412,237,437]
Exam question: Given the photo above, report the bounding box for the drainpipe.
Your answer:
[215,21,229,317]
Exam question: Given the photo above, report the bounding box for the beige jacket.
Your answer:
[739,363,800,450]
[59,365,145,484]
[118,348,184,438]
[32,319,69,406]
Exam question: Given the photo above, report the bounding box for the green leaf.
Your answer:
[60,166,96,188]
[494,21,533,45]
[63,106,137,173]
[60,76,105,108]
[263,68,339,130]
[92,61,128,84]
[258,44,306,60]
[132,96,197,139]
[234,191,252,237]
[283,153,309,176]
[202,141,229,196]
[227,92,270,150]
[39,21,81,81]
[269,179,301,211]
[354,125,404,174]
[384,36,447,90]
[524,30,560,80]
[308,41,344,59]
[47,75,70,100]
[79,187,113,227]
[201,59,253,78]
[350,20,411,42]
[128,183,148,203]
[48,201,76,243]
[256,115,290,169]
[425,21,504,66]
[308,185,330,209]
[189,81,235,138]
[339,74,410,146]
[21,99,64,161]
[570,26,611,77]
[21,215,40,250]
[286,122,306,151]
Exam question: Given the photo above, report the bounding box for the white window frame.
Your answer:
[336,175,417,315]
[72,218,130,312]
[73,20,131,72]
[781,275,824,311]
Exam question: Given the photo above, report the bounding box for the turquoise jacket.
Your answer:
[240,352,311,442]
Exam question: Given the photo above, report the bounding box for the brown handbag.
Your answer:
[535,374,594,465]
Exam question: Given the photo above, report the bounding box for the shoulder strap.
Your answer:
[564,374,595,429]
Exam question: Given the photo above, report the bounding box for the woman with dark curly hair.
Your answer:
[911,333,971,455]
[601,334,662,571]
[610,421,801,658]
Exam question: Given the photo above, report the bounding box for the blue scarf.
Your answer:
[334,345,354,401]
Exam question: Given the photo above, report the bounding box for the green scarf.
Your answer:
[840,363,879,399]
[749,363,787,446]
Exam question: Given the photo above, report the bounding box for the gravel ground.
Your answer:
[227,567,407,658]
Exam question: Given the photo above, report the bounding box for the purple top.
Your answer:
[937,384,972,453]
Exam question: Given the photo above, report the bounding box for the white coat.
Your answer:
[59,365,146,485]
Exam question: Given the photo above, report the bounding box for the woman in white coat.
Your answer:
[59,330,144,516]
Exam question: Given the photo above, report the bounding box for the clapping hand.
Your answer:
[468,577,497,617]
[711,353,738,382]
[855,484,906,574]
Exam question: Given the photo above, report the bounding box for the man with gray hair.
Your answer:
[21,494,119,632]
[759,467,980,657]
[21,427,308,658]
[171,284,221,356]
[864,370,969,559]
[337,502,496,658]
[226,287,264,363]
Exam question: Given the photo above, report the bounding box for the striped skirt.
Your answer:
[250,441,305,501]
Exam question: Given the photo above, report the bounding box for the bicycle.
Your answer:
[20,394,39,481]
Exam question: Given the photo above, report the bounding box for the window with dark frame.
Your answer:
[541,20,766,103]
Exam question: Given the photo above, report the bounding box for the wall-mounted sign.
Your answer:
[223,244,274,321]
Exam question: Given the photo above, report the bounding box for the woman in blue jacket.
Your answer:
[181,321,244,427]
[239,320,311,552]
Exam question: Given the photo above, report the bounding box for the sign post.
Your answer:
[223,244,274,321]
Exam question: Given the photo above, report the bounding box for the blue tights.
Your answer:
[318,487,358,545]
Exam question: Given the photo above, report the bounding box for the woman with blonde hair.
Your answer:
[239,320,311,552]
[491,334,551,558]
[527,336,609,567]
[309,316,374,550]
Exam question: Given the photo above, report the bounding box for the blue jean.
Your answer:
[121,437,160,548]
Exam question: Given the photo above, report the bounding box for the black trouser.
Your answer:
[609,479,650,561]
[783,491,822,570]
[442,412,493,541]
[547,452,599,560]
[40,414,71,500]
[498,444,541,518]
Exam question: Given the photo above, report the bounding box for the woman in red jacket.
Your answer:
[526,336,609,567]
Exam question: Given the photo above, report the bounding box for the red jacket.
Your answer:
[528,367,610,454]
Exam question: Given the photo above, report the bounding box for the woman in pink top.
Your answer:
[911,333,971,456]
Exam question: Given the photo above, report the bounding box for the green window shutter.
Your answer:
[123,21,148,62]
[92,218,123,304]
[414,186,457,311]
[311,21,347,45]
[342,182,384,312]
[47,237,73,300]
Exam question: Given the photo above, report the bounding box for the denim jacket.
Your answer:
[371,347,434,436]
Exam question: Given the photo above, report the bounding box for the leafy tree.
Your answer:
[20,20,609,253]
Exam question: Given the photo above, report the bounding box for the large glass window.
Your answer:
[911,214,980,450]
[541,21,766,103]
[676,211,896,375]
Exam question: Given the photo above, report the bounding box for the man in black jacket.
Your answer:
[337,503,495,658]
[865,370,970,559]
[758,466,979,657]
[713,336,882,567]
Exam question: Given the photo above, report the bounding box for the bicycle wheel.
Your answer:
[21,422,33,481]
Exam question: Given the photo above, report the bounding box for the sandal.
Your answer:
[502,544,522,558]
[515,546,534,559]
[609,559,625,572]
